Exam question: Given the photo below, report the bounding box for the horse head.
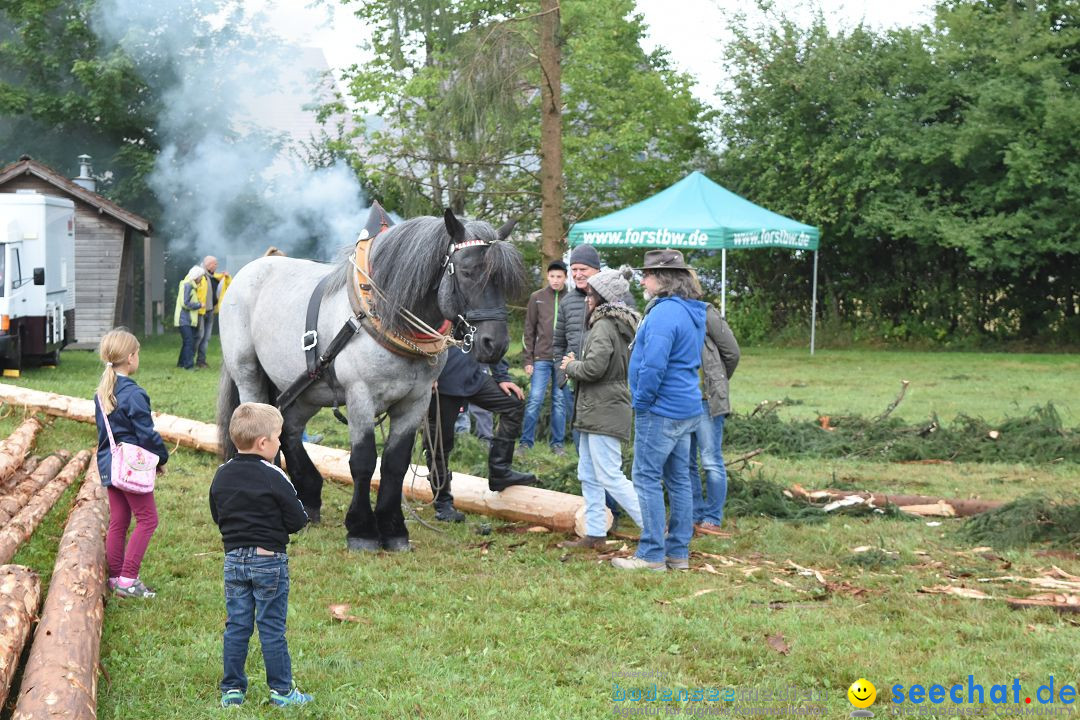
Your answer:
[438,209,525,363]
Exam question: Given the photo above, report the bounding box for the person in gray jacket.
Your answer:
[551,244,601,445]
[689,302,740,534]
[558,269,643,548]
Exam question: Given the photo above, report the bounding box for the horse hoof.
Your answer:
[381,537,412,553]
[304,506,321,524]
[346,537,381,553]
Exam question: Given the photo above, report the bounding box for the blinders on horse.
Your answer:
[440,237,508,354]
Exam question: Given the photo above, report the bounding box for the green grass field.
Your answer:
[2,336,1078,719]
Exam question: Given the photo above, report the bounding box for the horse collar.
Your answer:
[349,235,455,360]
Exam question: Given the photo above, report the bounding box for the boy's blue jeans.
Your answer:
[519,361,566,448]
[221,547,293,694]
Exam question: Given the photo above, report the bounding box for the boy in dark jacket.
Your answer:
[209,403,311,708]
[520,259,569,453]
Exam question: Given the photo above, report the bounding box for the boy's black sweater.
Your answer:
[209,454,309,552]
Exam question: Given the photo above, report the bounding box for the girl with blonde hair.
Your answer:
[95,328,169,598]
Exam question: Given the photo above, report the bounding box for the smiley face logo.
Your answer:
[848,678,877,709]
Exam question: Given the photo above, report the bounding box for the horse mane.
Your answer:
[323,215,526,337]
[479,232,527,303]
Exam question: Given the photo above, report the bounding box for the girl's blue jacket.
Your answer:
[95,375,169,486]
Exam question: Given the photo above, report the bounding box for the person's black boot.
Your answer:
[488,439,537,492]
[434,498,465,523]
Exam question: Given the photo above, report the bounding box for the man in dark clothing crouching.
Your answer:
[425,346,537,522]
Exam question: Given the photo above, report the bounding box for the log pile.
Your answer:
[0,451,90,565]
[0,565,41,708]
[0,457,41,495]
[0,384,589,533]
[0,417,111,719]
[0,453,69,527]
[12,464,109,720]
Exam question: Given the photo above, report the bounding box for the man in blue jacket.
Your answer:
[425,347,537,522]
[613,249,707,572]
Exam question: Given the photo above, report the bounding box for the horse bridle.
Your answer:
[441,237,508,353]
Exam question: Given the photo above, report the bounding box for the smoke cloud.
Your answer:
[92,0,366,264]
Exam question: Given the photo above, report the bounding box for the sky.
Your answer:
[251,0,938,106]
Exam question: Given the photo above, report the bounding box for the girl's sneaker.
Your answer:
[220,689,245,708]
[269,688,312,707]
[114,579,156,599]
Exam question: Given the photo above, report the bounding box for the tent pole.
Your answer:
[721,248,727,317]
[810,249,819,355]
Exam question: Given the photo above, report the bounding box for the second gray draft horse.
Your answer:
[217,207,525,551]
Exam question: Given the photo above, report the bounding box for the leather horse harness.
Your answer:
[275,208,499,414]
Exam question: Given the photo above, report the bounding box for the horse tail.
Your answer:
[217,364,241,461]
[217,359,280,461]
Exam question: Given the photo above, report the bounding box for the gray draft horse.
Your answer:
[217,208,525,551]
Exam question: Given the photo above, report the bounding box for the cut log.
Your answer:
[0,418,43,486]
[0,451,90,565]
[0,453,69,527]
[1006,593,1080,613]
[0,385,218,451]
[897,501,957,518]
[11,465,108,720]
[0,385,589,533]
[307,445,591,534]
[0,565,41,708]
[0,456,41,495]
[788,485,1002,518]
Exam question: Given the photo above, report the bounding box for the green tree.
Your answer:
[713,0,1079,343]
[0,0,159,212]
[336,0,709,260]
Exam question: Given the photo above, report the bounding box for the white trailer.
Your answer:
[0,192,75,374]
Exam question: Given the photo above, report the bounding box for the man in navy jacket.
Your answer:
[425,347,537,521]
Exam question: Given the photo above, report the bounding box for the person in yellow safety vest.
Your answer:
[174,265,206,370]
[195,255,232,369]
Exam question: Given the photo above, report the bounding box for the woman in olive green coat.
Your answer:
[558,269,643,547]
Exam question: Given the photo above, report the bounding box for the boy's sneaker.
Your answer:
[114,579,156,599]
[220,690,245,708]
[270,688,312,707]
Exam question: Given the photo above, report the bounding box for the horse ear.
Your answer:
[443,208,465,242]
[496,218,517,241]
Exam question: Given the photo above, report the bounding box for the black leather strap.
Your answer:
[277,274,365,413]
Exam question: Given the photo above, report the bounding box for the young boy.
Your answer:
[209,402,312,708]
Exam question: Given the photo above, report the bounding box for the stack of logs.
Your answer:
[0,417,109,720]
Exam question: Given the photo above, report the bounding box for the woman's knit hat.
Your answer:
[587,268,630,305]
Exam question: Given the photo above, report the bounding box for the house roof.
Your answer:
[0,155,151,234]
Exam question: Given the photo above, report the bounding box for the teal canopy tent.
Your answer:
[567,171,823,353]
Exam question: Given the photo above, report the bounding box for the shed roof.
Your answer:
[0,155,151,234]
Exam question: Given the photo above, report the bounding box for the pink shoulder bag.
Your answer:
[96,394,158,494]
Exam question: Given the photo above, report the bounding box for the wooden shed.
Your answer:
[0,155,162,346]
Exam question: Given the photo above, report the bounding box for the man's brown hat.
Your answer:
[639,248,691,271]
